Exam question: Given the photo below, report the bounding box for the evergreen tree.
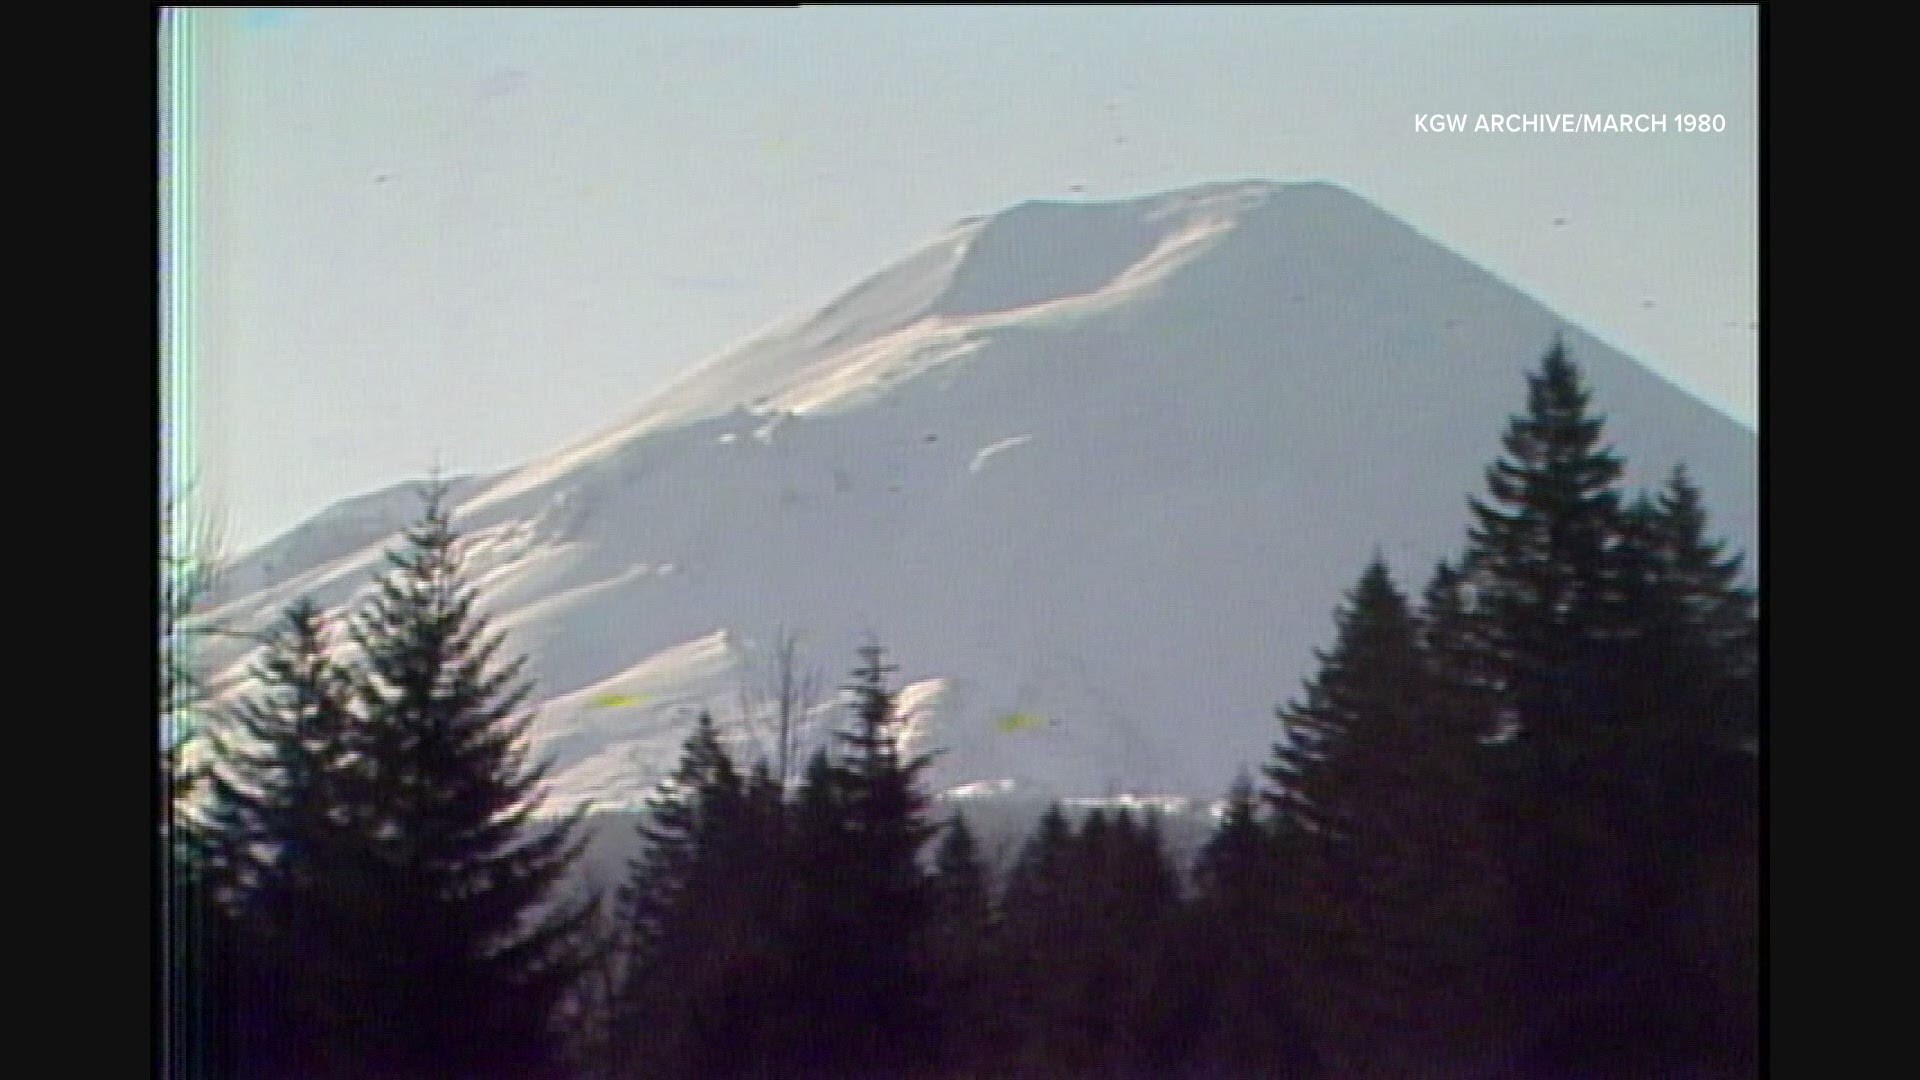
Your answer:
[1187,777,1319,1077]
[1099,810,1188,1077]
[1001,802,1074,922]
[927,814,995,1069]
[739,745,846,1076]
[1264,558,1514,1078]
[192,598,362,1077]
[992,805,1189,1077]
[1607,479,1756,838]
[777,642,940,1079]
[931,815,991,934]
[1459,342,1635,1056]
[1462,336,1630,733]
[1561,472,1759,1073]
[609,711,746,1079]
[735,755,792,927]
[173,600,347,1076]
[987,802,1075,1075]
[725,756,796,1077]
[1418,559,1503,741]
[338,485,593,1079]
[1460,342,1756,1072]
[1642,465,1759,750]
[608,714,799,1080]
[1264,559,1423,838]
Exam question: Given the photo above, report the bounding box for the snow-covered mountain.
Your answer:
[194,179,1757,818]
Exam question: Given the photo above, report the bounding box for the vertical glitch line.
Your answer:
[158,10,199,1078]
[158,14,174,1077]
[159,13,175,1075]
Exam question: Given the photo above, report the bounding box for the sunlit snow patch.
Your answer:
[969,435,1033,474]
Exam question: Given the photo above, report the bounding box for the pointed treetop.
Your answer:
[1421,559,1462,610]
[935,812,981,871]
[1337,557,1416,646]
[1466,339,1628,578]
[847,638,900,688]
[1658,464,1708,529]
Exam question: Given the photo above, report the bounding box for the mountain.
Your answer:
[192,179,1757,818]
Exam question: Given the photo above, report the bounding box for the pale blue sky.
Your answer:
[167,6,1757,551]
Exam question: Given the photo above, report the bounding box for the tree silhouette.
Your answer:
[334,484,593,1079]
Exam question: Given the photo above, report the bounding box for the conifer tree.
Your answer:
[1264,558,1513,1078]
[338,485,593,1079]
[993,805,1189,1076]
[736,755,791,918]
[609,711,747,1079]
[609,714,800,1080]
[1550,471,1760,1072]
[1418,559,1503,741]
[1264,559,1422,838]
[987,802,1075,1073]
[1644,465,1758,747]
[777,642,939,1079]
[927,814,995,1069]
[1001,802,1074,922]
[835,643,940,907]
[1187,777,1319,1077]
[1100,810,1188,1076]
[931,815,991,934]
[1608,477,1756,838]
[1460,342,1756,1071]
[726,756,796,1076]
[1462,336,1630,732]
[1459,343,1634,1036]
[192,598,363,1077]
[1192,777,1265,911]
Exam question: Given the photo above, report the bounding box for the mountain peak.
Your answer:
[983,179,1376,225]
[206,180,1756,814]
[933,178,1274,315]
[928,180,1387,319]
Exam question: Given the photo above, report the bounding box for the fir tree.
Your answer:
[338,485,593,1079]
[988,802,1076,1074]
[1264,559,1424,839]
[609,713,800,1080]
[931,815,991,934]
[192,598,362,1077]
[1460,343,1756,1072]
[1462,335,1630,738]
[1459,343,1635,1040]
[777,642,939,1079]
[1418,559,1503,741]
[927,814,995,1069]
[609,711,744,1079]
[1265,558,1513,1078]
[1001,802,1074,921]
[1552,470,1759,1073]
[1098,810,1188,1076]
[1192,777,1264,907]
[1187,776,1319,1077]
[994,805,1189,1077]
[1643,465,1759,750]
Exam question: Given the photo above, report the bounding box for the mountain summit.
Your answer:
[198,180,1757,814]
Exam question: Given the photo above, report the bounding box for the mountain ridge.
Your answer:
[193,179,1757,815]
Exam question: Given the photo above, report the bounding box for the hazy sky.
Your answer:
[165,6,1758,551]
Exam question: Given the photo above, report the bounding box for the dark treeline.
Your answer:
[168,340,1758,1079]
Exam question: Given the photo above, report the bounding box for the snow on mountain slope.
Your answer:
[190,180,1758,817]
